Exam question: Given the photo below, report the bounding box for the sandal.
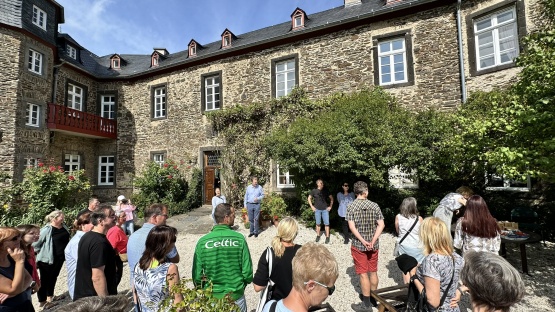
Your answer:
[52,294,66,301]
[42,302,58,310]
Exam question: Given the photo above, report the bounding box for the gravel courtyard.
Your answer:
[36,207,555,311]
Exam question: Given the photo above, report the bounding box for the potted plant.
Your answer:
[241,207,249,223]
[261,193,287,227]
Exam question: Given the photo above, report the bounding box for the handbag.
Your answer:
[405,257,456,312]
[255,247,275,312]
[394,217,419,257]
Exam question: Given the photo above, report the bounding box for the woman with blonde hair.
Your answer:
[253,217,302,302]
[32,210,70,308]
[0,227,35,311]
[412,217,464,312]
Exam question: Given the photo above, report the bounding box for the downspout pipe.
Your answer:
[457,0,467,103]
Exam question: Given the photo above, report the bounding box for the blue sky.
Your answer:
[56,0,344,57]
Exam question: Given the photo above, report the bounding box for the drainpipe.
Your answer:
[457,0,467,103]
[51,61,66,103]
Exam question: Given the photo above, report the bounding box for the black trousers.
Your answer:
[341,217,350,237]
[37,258,64,302]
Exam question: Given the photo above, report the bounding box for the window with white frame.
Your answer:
[25,103,40,127]
[32,5,47,30]
[67,46,77,59]
[98,156,115,185]
[378,38,407,85]
[27,49,43,75]
[152,86,166,118]
[474,6,519,70]
[294,15,303,28]
[64,154,80,174]
[24,157,38,169]
[388,166,419,189]
[204,75,221,111]
[152,153,165,167]
[112,58,120,69]
[67,83,84,111]
[152,54,159,67]
[275,59,296,97]
[277,165,295,188]
[101,95,116,119]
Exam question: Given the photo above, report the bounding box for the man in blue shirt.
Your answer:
[243,176,264,237]
[127,203,180,311]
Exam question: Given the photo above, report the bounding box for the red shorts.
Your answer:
[351,245,379,274]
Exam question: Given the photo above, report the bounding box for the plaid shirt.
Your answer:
[345,198,384,251]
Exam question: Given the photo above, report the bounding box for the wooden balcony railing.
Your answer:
[47,103,117,139]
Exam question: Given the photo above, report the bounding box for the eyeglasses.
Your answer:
[304,280,335,296]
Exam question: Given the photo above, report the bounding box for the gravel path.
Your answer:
[36,208,555,311]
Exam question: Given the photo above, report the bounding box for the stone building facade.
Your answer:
[0,0,541,203]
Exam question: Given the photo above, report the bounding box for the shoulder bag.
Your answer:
[394,217,419,257]
[406,257,456,312]
[256,247,275,312]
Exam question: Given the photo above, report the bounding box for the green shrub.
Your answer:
[159,278,240,312]
[261,193,287,219]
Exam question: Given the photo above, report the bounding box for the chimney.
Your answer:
[344,0,361,7]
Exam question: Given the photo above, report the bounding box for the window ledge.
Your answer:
[471,62,516,77]
[485,186,530,192]
[379,81,414,89]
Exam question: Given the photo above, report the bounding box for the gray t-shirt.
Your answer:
[416,252,464,312]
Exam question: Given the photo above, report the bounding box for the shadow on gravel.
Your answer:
[386,259,404,285]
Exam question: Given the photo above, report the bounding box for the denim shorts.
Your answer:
[314,209,330,225]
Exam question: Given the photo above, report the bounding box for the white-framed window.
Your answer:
[204,76,221,111]
[25,103,40,127]
[189,44,196,57]
[32,5,47,30]
[294,15,303,28]
[27,49,43,74]
[67,46,77,59]
[378,38,407,85]
[153,86,166,118]
[276,165,295,188]
[152,54,159,67]
[101,95,116,119]
[485,173,530,192]
[24,158,38,169]
[64,154,80,174]
[474,6,519,70]
[112,58,120,69]
[98,156,115,185]
[388,166,419,189]
[67,83,84,111]
[153,153,165,167]
[222,34,231,47]
[275,59,296,97]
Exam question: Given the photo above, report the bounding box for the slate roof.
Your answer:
[0,0,22,28]
[57,0,443,79]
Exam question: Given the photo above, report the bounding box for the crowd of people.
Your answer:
[0,178,526,312]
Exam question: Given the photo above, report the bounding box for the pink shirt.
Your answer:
[119,204,136,221]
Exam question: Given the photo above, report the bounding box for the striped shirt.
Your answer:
[345,198,384,251]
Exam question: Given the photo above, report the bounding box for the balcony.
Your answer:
[47,103,117,139]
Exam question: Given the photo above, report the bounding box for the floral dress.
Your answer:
[134,262,172,312]
[453,218,501,255]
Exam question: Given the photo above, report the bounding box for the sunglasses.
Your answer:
[305,280,335,296]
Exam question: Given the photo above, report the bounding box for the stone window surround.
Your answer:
[67,45,77,60]
[97,155,115,186]
[201,71,223,114]
[150,83,167,120]
[466,0,526,77]
[25,103,41,128]
[271,53,299,98]
[150,150,167,167]
[22,44,48,79]
[97,91,118,119]
[65,79,88,111]
[32,5,47,30]
[372,29,415,89]
[63,153,83,174]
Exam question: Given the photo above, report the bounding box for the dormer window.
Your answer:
[152,53,159,67]
[189,41,197,57]
[110,55,121,69]
[221,29,236,49]
[291,8,307,30]
[67,45,77,59]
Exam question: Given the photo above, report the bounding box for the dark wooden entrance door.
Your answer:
[203,151,221,204]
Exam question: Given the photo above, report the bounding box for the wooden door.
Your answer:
[204,168,215,204]
[203,151,221,204]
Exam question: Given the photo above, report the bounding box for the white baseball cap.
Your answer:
[117,195,126,201]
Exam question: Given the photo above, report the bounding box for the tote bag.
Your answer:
[255,247,275,312]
